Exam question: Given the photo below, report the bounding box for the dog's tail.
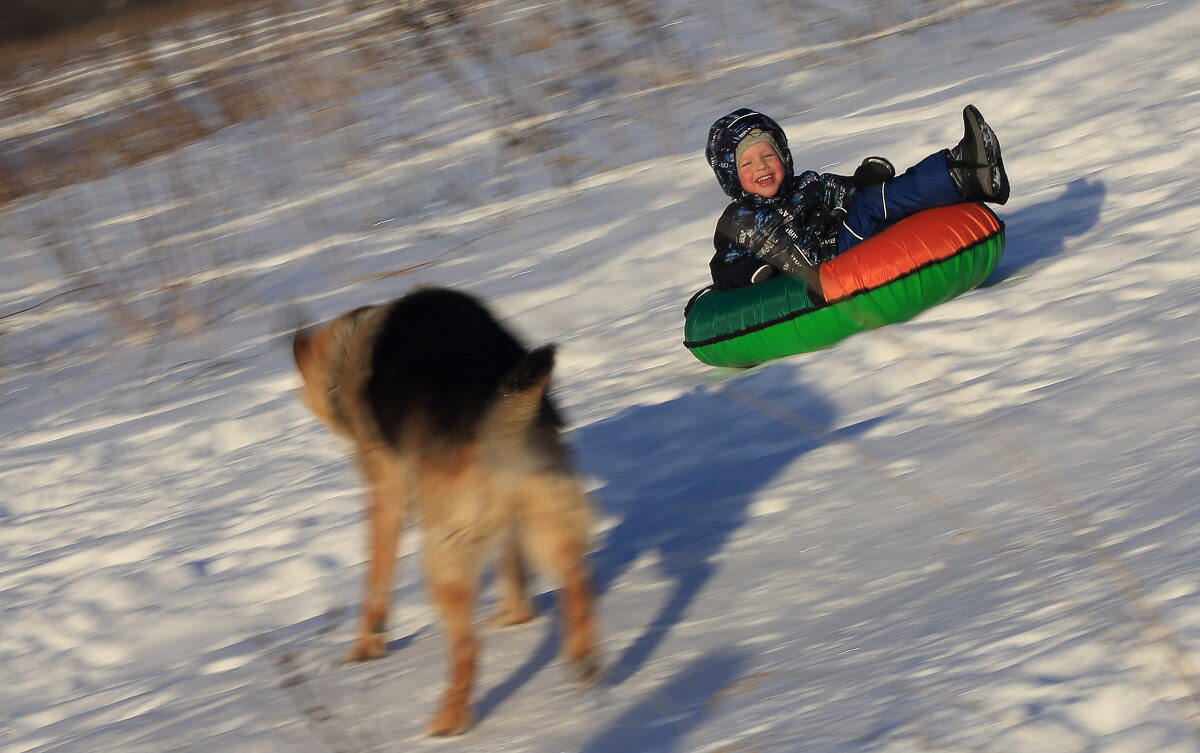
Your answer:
[481,345,557,448]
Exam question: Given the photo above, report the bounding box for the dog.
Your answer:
[291,287,599,736]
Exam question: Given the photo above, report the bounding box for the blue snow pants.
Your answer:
[836,151,964,254]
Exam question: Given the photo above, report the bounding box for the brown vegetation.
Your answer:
[0,0,1126,355]
[2,0,283,47]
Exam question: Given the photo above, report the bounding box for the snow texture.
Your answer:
[2,2,1199,751]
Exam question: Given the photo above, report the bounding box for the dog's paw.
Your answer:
[567,654,603,687]
[426,703,472,736]
[342,633,387,663]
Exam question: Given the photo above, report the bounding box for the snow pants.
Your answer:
[836,151,964,254]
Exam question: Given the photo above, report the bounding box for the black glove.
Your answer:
[853,156,895,190]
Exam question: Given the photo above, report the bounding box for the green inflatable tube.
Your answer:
[683,203,1005,368]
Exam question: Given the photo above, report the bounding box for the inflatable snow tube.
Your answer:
[683,202,1005,368]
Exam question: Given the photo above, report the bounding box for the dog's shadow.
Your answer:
[476,373,877,723]
[982,177,1106,287]
[577,647,752,753]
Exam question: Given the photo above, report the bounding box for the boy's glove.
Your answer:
[853,156,895,189]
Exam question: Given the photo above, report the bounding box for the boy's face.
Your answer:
[737,141,785,198]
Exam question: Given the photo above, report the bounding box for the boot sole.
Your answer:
[964,105,1010,205]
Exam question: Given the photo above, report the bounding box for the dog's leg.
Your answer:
[346,454,406,662]
[488,535,535,627]
[423,535,482,736]
[520,477,600,685]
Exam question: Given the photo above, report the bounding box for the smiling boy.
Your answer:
[705,106,1009,296]
[736,135,786,198]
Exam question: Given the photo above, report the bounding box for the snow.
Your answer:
[2,1,1199,751]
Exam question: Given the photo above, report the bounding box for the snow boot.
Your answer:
[946,105,1010,205]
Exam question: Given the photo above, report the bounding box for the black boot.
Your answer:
[946,105,1010,205]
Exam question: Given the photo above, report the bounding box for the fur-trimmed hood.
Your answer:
[705,108,795,202]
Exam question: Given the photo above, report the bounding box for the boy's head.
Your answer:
[735,129,784,198]
[706,109,793,201]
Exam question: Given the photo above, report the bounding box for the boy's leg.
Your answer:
[837,151,961,254]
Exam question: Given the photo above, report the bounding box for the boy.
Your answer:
[705,105,1009,297]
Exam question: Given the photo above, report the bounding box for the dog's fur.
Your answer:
[292,287,598,736]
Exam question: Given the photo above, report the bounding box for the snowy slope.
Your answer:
[2,2,1199,752]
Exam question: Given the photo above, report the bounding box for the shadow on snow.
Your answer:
[577,649,752,753]
[983,177,1106,287]
[476,374,878,728]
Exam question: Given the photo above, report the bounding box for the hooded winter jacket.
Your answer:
[706,109,856,294]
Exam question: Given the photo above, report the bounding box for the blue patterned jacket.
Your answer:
[706,109,857,293]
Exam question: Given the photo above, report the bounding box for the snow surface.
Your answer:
[3,2,1200,752]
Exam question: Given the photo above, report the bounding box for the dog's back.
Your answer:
[364,288,560,448]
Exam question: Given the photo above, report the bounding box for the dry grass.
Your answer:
[0,0,1125,354]
[0,0,1126,207]
[2,0,311,54]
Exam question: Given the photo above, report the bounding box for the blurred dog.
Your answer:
[292,287,599,736]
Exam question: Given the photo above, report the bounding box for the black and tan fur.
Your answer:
[292,287,598,736]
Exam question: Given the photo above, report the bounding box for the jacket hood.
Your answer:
[705,108,794,201]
